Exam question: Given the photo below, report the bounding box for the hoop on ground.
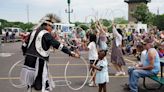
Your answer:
[64,56,89,90]
[8,59,26,88]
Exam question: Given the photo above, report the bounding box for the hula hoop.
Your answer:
[64,56,89,90]
[88,59,97,83]
[66,38,78,48]
[85,15,97,23]
[8,59,26,88]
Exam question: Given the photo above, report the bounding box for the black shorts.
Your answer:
[98,82,106,85]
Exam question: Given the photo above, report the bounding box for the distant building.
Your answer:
[124,0,151,23]
[116,23,148,33]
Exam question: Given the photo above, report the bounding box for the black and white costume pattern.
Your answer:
[20,27,72,91]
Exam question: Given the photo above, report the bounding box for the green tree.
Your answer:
[132,3,150,23]
[146,12,156,26]
[114,17,128,24]
[99,19,111,27]
[154,14,164,30]
[79,24,89,31]
[107,26,112,33]
[74,21,81,27]
[0,19,34,31]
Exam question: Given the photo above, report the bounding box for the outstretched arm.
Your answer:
[44,33,80,58]
[112,25,122,39]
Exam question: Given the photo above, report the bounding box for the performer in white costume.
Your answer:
[21,14,79,92]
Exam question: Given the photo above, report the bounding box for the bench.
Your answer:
[143,58,164,90]
[143,75,164,90]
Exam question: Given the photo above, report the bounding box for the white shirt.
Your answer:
[87,42,98,60]
[140,50,147,64]
[113,27,122,47]
[95,57,109,84]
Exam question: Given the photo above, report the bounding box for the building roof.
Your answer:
[124,0,151,3]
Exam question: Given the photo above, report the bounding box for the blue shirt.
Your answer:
[143,48,160,74]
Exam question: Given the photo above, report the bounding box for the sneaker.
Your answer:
[115,72,122,76]
[89,83,97,87]
[88,80,92,84]
[121,71,126,76]
[88,82,97,87]
[88,82,94,87]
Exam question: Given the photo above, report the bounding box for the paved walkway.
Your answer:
[0,42,163,92]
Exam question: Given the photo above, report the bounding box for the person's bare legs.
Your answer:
[102,83,107,92]
[89,64,96,86]
[112,63,121,75]
[27,85,32,92]
[118,65,125,75]
[112,62,120,72]
[98,84,103,92]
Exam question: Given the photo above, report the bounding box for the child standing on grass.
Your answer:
[91,50,109,92]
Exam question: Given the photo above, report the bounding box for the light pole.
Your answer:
[65,0,73,23]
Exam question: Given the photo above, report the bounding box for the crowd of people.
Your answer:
[19,13,164,92]
[3,30,16,42]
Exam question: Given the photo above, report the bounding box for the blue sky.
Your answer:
[0,0,163,23]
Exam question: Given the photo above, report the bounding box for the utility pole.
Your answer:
[65,0,73,23]
[157,8,159,15]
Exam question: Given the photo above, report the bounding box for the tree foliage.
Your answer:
[132,3,150,23]
[146,12,156,26]
[153,14,164,30]
[99,19,111,27]
[0,19,34,32]
[74,21,81,27]
[114,17,128,24]
[131,3,164,30]
[79,24,89,31]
